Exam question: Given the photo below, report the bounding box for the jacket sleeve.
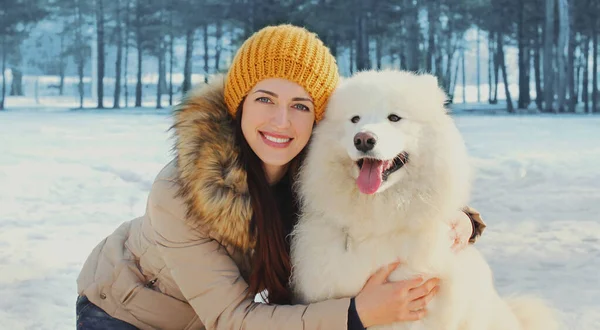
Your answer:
[148,179,352,330]
[347,297,366,330]
[463,206,487,243]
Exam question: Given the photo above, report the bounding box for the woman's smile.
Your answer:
[260,131,294,148]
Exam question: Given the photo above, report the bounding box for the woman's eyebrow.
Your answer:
[253,89,278,97]
[253,90,314,105]
[292,97,314,105]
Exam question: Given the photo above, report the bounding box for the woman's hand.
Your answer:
[354,262,440,327]
[449,210,473,253]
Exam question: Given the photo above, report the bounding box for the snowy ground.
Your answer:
[0,108,599,329]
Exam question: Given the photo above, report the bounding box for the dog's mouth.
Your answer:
[355,152,409,195]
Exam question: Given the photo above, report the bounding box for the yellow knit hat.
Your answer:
[224,24,339,122]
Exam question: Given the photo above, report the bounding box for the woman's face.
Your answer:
[241,78,315,181]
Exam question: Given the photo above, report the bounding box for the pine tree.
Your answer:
[0,0,48,110]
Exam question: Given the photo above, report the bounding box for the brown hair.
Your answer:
[233,100,301,305]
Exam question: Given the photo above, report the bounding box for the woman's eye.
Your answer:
[293,104,310,111]
[351,116,360,123]
[256,97,273,104]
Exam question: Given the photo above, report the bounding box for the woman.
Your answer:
[76,24,486,330]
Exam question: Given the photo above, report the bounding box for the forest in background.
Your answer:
[1,0,600,114]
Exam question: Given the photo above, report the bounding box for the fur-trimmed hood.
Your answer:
[171,75,254,252]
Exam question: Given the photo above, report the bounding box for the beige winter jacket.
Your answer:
[76,77,486,330]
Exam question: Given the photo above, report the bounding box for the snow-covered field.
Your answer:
[0,108,599,329]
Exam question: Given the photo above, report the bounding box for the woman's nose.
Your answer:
[271,105,290,128]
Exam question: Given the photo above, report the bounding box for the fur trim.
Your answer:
[171,75,254,252]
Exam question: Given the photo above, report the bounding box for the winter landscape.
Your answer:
[2,0,600,329]
[0,97,598,329]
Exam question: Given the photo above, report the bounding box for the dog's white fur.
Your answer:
[291,70,560,330]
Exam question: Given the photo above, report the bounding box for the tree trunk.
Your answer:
[583,36,590,113]
[593,27,598,113]
[204,24,209,83]
[124,0,130,107]
[9,68,23,96]
[518,1,531,109]
[247,0,255,35]
[354,5,362,70]
[214,20,222,73]
[574,33,581,104]
[0,35,6,110]
[444,47,454,96]
[434,34,443,82]
[135,0,142,108]
[364,13,371,69]
[182,28,194,94]
[135,44,142,107]
[567,0,576,112]
[450,54,459,101]
[76,0,84,109]
[543,0,555,112]
[442,9,458,93]
[476,27,481,103]
[534,24,543,110]
[59,33,65,96]
[488,31,495,103]
[400,51,406,71]
[157,42,164,109]
[159,48,167,95]
[96,0,105,109]
[169,23,174,106]
[349,40,354,74]
[355,0,369,71]
[78,61,84,108]
[375,34,382,70]
[427,0,436,73]
[113,0,123,109]
[227,24,235,65]
[461,45,466,104]
[556,0,567,112]
[493,40,500,104]
[405,0,420,72]
[498,33,514,112]
[330,34,338,59]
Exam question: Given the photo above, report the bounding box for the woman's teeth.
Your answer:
[264,134,291,143]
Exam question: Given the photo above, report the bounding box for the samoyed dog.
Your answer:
[290,70,560,330]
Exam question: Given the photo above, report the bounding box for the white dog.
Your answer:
[290,70,559,330]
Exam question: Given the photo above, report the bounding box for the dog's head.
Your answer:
[302,69,470,201]
[323,70,464,195]
[298,70,471,228]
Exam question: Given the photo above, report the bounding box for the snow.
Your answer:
[455,114,600,329]
[1,107,599,329]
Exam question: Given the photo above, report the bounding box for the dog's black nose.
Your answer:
[354,132,377,152]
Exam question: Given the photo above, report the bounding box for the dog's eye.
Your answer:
[388,114,402,122]
[351,116,360,123]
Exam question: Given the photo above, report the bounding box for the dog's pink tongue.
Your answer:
[357,159,384,194]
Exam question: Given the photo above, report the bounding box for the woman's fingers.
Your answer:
[365,261,402,287]
[407,278,440,300]
[394,276,425,292]
[406,285,439,311]
[355,274,440,327]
